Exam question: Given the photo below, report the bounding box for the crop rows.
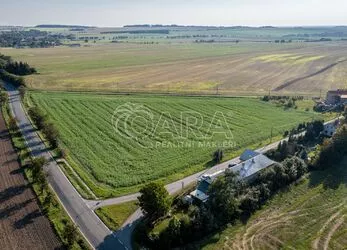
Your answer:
[30,92,322,197]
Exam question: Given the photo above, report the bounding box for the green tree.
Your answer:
[31,157,47,180]
[28,106,46,129]
[36,170,48,194]
[63,223,77,247]
[207,172,240,225]
[8,116,17,131]
[42,122,59,148]
[0,91,8,105]
[213,149,224,163]
[138,182,171,221]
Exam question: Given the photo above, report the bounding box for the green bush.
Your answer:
[0,69,25,87]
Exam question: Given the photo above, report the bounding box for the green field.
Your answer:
[28,91,325,197]
[202,160,347,250]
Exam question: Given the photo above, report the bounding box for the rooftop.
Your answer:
[230,154,275,180]
[239,149,260,162]
[327,89,347,95]
[190,154,275,202]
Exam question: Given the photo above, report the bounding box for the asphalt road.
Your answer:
[87,118,341,244]
[4,81,341,250]
[4,83,125,250]
[86,136,288,210]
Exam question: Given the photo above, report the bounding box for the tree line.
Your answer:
[0,53,37,87]
[135,117,340,249]
[135,155,308,249]
[28,106,60,149]
[312,123,347,169]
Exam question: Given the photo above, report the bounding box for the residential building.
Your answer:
[326,89,347,105]
[190,154,275,202]
[322,119,340,137]
[239,149,259,162]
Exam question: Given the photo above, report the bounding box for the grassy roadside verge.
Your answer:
[95,201,139,231]
[2,101,91,250]
[58,161,95,199]
[23,92,96,200]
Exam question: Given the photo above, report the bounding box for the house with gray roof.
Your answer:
[190,153,275,202]
[239,149,260,162]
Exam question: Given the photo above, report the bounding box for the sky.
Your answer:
[0,0,346,27]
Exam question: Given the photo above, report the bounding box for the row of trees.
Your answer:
[262,95,304,102]
[0,53,37,87]
[32,156,79,247]
[5,61,37,76]
[267,120,324,162]
[28,107,59,148]
[0,69,25,87]
[136,156,308,248]
[262,95,303,109]
[6,96,80,248]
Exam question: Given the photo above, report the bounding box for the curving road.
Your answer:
[4,82,126,250]
[4,81,341,250]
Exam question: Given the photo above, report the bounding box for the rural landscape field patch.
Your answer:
[202,160,347,250]
[2,42,347,95]
[29,92,324,197]
[0,112,62,249]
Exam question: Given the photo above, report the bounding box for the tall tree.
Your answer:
[138,182,171,221]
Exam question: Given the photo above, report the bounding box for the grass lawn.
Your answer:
[150,213,189,235]
[201,160,347,250]
[28,91,327,198]
[95,201,139,231]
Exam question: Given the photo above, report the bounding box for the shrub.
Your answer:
[8,116,17,131]
[42,122,59,148]
[0,91,8,105]
[28,106,60,148]
[0,69,25,87]
[28,106,46,129]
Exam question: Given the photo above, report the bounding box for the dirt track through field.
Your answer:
[223,199,346,250]
[273,59,347,91]
[0,112,62,250]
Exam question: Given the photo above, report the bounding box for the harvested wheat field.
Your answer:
[2,42,347,95]
[0,112,62,250]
